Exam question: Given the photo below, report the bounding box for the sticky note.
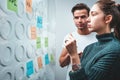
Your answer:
[26,60,34,77]
[45,53,49,65]
[37,56,43,69]
[26,0,32,13]
[45,37,48,47]
[37,16,43,28]
[36,37,41,48]
[50,53,55,62]
[31,27,36,39]
[7,0,18,12]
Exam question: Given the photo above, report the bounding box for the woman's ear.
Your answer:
[105,15,112,24]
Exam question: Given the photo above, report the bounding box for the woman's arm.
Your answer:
[69,52,120,80]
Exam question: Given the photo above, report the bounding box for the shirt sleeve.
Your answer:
[69,52,120,80]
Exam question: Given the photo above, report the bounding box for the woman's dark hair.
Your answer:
[71,3,90,16]
[96,0,120,40]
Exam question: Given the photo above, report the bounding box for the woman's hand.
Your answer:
[65,34,80,66]
[65,34,77,57]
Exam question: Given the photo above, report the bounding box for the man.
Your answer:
[59,3,97,80]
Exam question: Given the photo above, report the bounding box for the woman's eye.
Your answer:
[91,13,95,16]
[90,11,97,16]
[92,12,98,16]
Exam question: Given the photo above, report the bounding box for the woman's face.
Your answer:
[87,4,109,34]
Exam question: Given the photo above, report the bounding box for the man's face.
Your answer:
[73,9,88,30]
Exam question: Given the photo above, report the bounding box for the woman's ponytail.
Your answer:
[114,4,120,40]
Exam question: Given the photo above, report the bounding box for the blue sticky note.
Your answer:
[37,16,42,28]
[45,53,50,65]
[26,60,34,77]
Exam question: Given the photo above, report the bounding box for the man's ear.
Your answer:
[105,15,112,24]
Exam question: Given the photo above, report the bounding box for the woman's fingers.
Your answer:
[65,34,77,55]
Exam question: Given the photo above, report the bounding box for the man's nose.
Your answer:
[78,17,82,22]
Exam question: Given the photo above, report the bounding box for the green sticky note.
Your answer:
[36,37,41,48]
[7,0,18,12]
[45,37,48,47]
[50,53,54,62]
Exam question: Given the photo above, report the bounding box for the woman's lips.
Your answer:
[87,24,91,28]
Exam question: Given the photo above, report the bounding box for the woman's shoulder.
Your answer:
[107,39,120,53]
[83,42,97,52]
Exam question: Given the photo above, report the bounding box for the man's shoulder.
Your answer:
[87,32,97,36]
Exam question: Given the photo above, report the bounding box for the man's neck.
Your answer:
[77,29,90,35]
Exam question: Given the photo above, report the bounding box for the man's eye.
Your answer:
[81,16,86,18]
[74,17,79,19]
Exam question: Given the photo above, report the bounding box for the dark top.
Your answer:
[69,33,120,80]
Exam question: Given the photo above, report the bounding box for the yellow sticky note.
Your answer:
[31,27,36,39]
[26,0,32,13]
[37,56,43,69]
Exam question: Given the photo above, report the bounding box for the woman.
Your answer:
[65,0,120,80]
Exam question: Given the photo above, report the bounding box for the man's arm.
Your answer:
[59,48,70,67]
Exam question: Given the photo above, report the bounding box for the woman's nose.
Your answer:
[86,17,90,23]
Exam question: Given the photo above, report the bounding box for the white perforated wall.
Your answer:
[0,0,56,80]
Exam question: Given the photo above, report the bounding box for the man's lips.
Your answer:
[77,24,85,27]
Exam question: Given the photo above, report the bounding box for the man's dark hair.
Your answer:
[71,3,90,15]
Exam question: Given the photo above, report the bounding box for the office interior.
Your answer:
[0,0,120,80]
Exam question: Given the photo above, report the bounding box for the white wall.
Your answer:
[0,0,56,80]
[55,0,120,80]
[55,1,77,80]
